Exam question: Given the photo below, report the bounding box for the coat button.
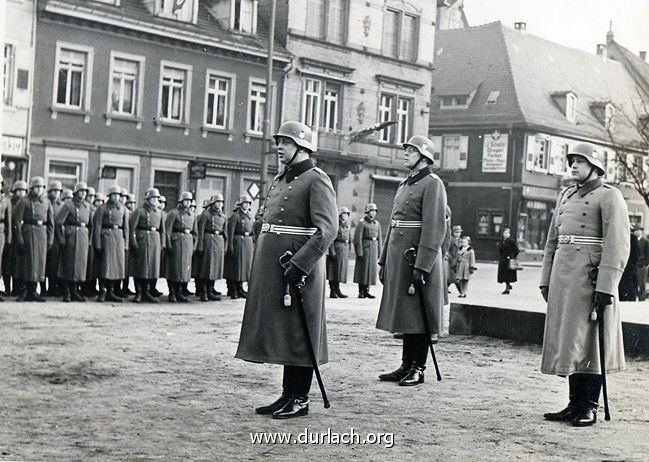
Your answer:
[278,219,283,223]
[280,208,285,212]
[582,213,587,216]
[284,197,288,200]
[288,186,293,190]
[581,224,585,228]
[585,202,589,205]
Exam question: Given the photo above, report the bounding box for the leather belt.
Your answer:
[363,237,377,241]
[390,220,422,228]
[138,226,158,232]
[103,225,122,229]
[173,229,192,234]
[25,219,45,226]
[68,223,87,228]
[205,230,224,235]
[335,239,349,243]
[261,223,317,236]
[558,235,603,245]
[235,232,251,236]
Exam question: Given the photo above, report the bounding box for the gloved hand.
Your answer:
[594,291,613,308]
[379,266,384,284]
[412,268,427,287]
[284,263,306,286]
[540,286,549,302]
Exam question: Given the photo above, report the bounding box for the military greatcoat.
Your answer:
[236,158,338,367]
[0,195,12,278]
[353,216,382,285]
[46,198,63,280]
[93,200,129,280]
[129,202,166,279]
[14,193,55,282]
[197,207,227,280]
[223,208,253,281]
[540,178,629,376]
[85,200,97,282]
[326,221,351,283]
[376,166,447,334]
[55,197,91,281]
[165,205,196,282]
[5,196,21,280]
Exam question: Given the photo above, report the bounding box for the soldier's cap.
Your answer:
[274,121,314,152]
[47,180,63,191]
[567,143,605,176]
[12,180,28,192]
[145,188,160,199]
[209,193,225,206]
[107,185,122,196]
[73,182,89,194]
[94,193,106,203]
[238,194,251,204]
[404,135,436,163]
[30,176,46,188]
[159,195,167,203]
[61,189,73,200]
[338,206,351,215]
[179,191,193,202]
[452,225,463,232]
[365,203,378,212]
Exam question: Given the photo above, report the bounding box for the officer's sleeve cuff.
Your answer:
[414,245,439,273]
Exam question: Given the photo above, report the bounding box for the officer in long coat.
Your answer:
[56,182,91,302]
[45,180,63,296]
[540,143,629,427]
[0,176,12,301]
[224,194,254,299]
[353,203,382,298]
[326,207,351,298]
[129,187,165,303]
[376,135,447,386]
[151,195,167,298]
[165,191,196,302]
[197,193,227,302]
[93,185,129,302]
[4,181,27,297]
[236,121,338,419]
[14,177,55,302]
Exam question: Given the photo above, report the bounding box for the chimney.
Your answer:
[596,44,607,59]
[514,22,526,31]
[640,51,647,61]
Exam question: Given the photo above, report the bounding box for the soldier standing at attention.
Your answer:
[83,187,98,297]
[165,191,196,303]
[45,180,63,297]
[14,177,55,302]
[0,176,12,301]
[129,188,165,303]
[151,195,167,298]
[117,189,134,297]
[236,121,337,419]
[327,207,351,298]
[93,185,129,303]
[196,193,227,302]
[353,203,381,298]
[56,182,91,302]
[224,195,254,299]
[376,136,447,386]
[5,181,27,297]
[540,143,629,427]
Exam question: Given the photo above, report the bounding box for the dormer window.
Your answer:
[440,93,474,109]
[207,0,258,35]
[155,0,198,24]
[551,90,578,122]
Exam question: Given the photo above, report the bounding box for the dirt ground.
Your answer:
[1,290,648,461]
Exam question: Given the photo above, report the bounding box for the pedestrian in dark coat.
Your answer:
[236,121,338,420]
[4,181,27,297]
[129,188,166,303]
[93,185,129,302]
[540,143,629,427]
[56,182,91,302]
[224,195,254,299]
[165,191,197,302]
[45,180,63,296]
[497,227,519,294]
[376,135,447,387]
[618,231,639,301]
[634,227,649,301]
[0,177,12,302]
[353,203,381,298]
[326,207,351,298]
[14,177,54,302]
[197,193,227,302]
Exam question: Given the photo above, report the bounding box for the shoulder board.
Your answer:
[602,184,614,189]
[313,167,326,175]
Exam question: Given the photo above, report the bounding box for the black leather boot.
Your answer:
[255,392,291,415]
[237,282,247,298]
[399,364,425,386]
[176,283,190,302]
[379,363,411,382]
[97,280,106,302]
[133,279,143,303]
[30,282,45,302]
[143,280,159,303]
[168,282,178,303]
[544,376,578,422]
[71,283,86,302]
[335,282,347,298]
[572,401,598,427]
[149,280,162,297]
[200,279,209,302]
[229,280,240,299]
[62,282,71,303]
[358,285,366,298]
[208,281,221,301]
[106,282,124,302]
[364,286,376,299]
[329,282,338,298]
[272,395,309,419]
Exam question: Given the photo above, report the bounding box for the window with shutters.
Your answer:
[233,0,257,34]
[382,8,419,61]
[158,61,192,124]
[305,0,347,43]
[53,43,94,112]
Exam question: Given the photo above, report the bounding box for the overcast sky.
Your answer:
[463,0,649,56]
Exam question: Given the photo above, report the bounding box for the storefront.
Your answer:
[1,135,28,190]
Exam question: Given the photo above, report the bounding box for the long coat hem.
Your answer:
[234,352,328,368]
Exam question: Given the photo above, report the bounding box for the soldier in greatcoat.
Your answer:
[86,193,105,296]
[0,176,12,301]
[197,193,227,302]
[14,177,55,302]
[192,200,209,299]
[45,180,63,296]
[540,143,629,427]
[326,207,351,298]
[83,187,98,296]
[56,182,91,302]
[353,203,382,298]
[376,135,447,386]
[4,181,27,297]
[224,194,254,299]
[236,121,338,419]
[165,191,197,302]
[116,188,134,297]
[151,195,167,298]
[93,185,129,302]
[129,188,166,303]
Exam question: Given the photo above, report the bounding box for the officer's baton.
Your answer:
[590,302,611,421]
[404,247,442,381]
[279,251,331,409]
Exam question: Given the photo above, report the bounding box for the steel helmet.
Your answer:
[273,121,314,152]
[73,182,88,194]
[238,194,251,204]
[126,193,136,204]
[145,187,160,199]
[107,185,122,196]
[404,135,436,163]
[30,176,46,188]
[13,180,28,192]
[61,189,73,200]
[87,186,96,197]
[47,180,63,192]
[567,143,605,176]
[209,193,225,206]
[338,207,351,215]
[159,195,167,204]
[120,188,128,197]
[94,193,106,204]
[179,191,193,202]
[365,203,378,213]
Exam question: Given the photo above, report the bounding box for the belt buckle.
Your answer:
[37,220,43,226]
[261,223,270,233]
[391,220,397,227]
[569,236,575,244]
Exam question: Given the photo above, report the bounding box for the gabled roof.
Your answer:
[430,21,646,146]
[607,35,649,97]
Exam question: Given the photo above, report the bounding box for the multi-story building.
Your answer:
[31,0,290,211]
[273,0,437,231]
[429,22,648,259]
[2,0,36,189]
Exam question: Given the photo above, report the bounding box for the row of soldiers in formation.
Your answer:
[0,176,254,303]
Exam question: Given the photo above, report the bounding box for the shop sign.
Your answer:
[482,132,508,173]
[1,136,24,157]
[189,162,207,180]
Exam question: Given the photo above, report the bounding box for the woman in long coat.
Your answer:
[353,203,382,298]
[326,207,351,298]
[197,194,227,302]
[497,227,519,294]
[224,195,253,299]
[165,191,196,302]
